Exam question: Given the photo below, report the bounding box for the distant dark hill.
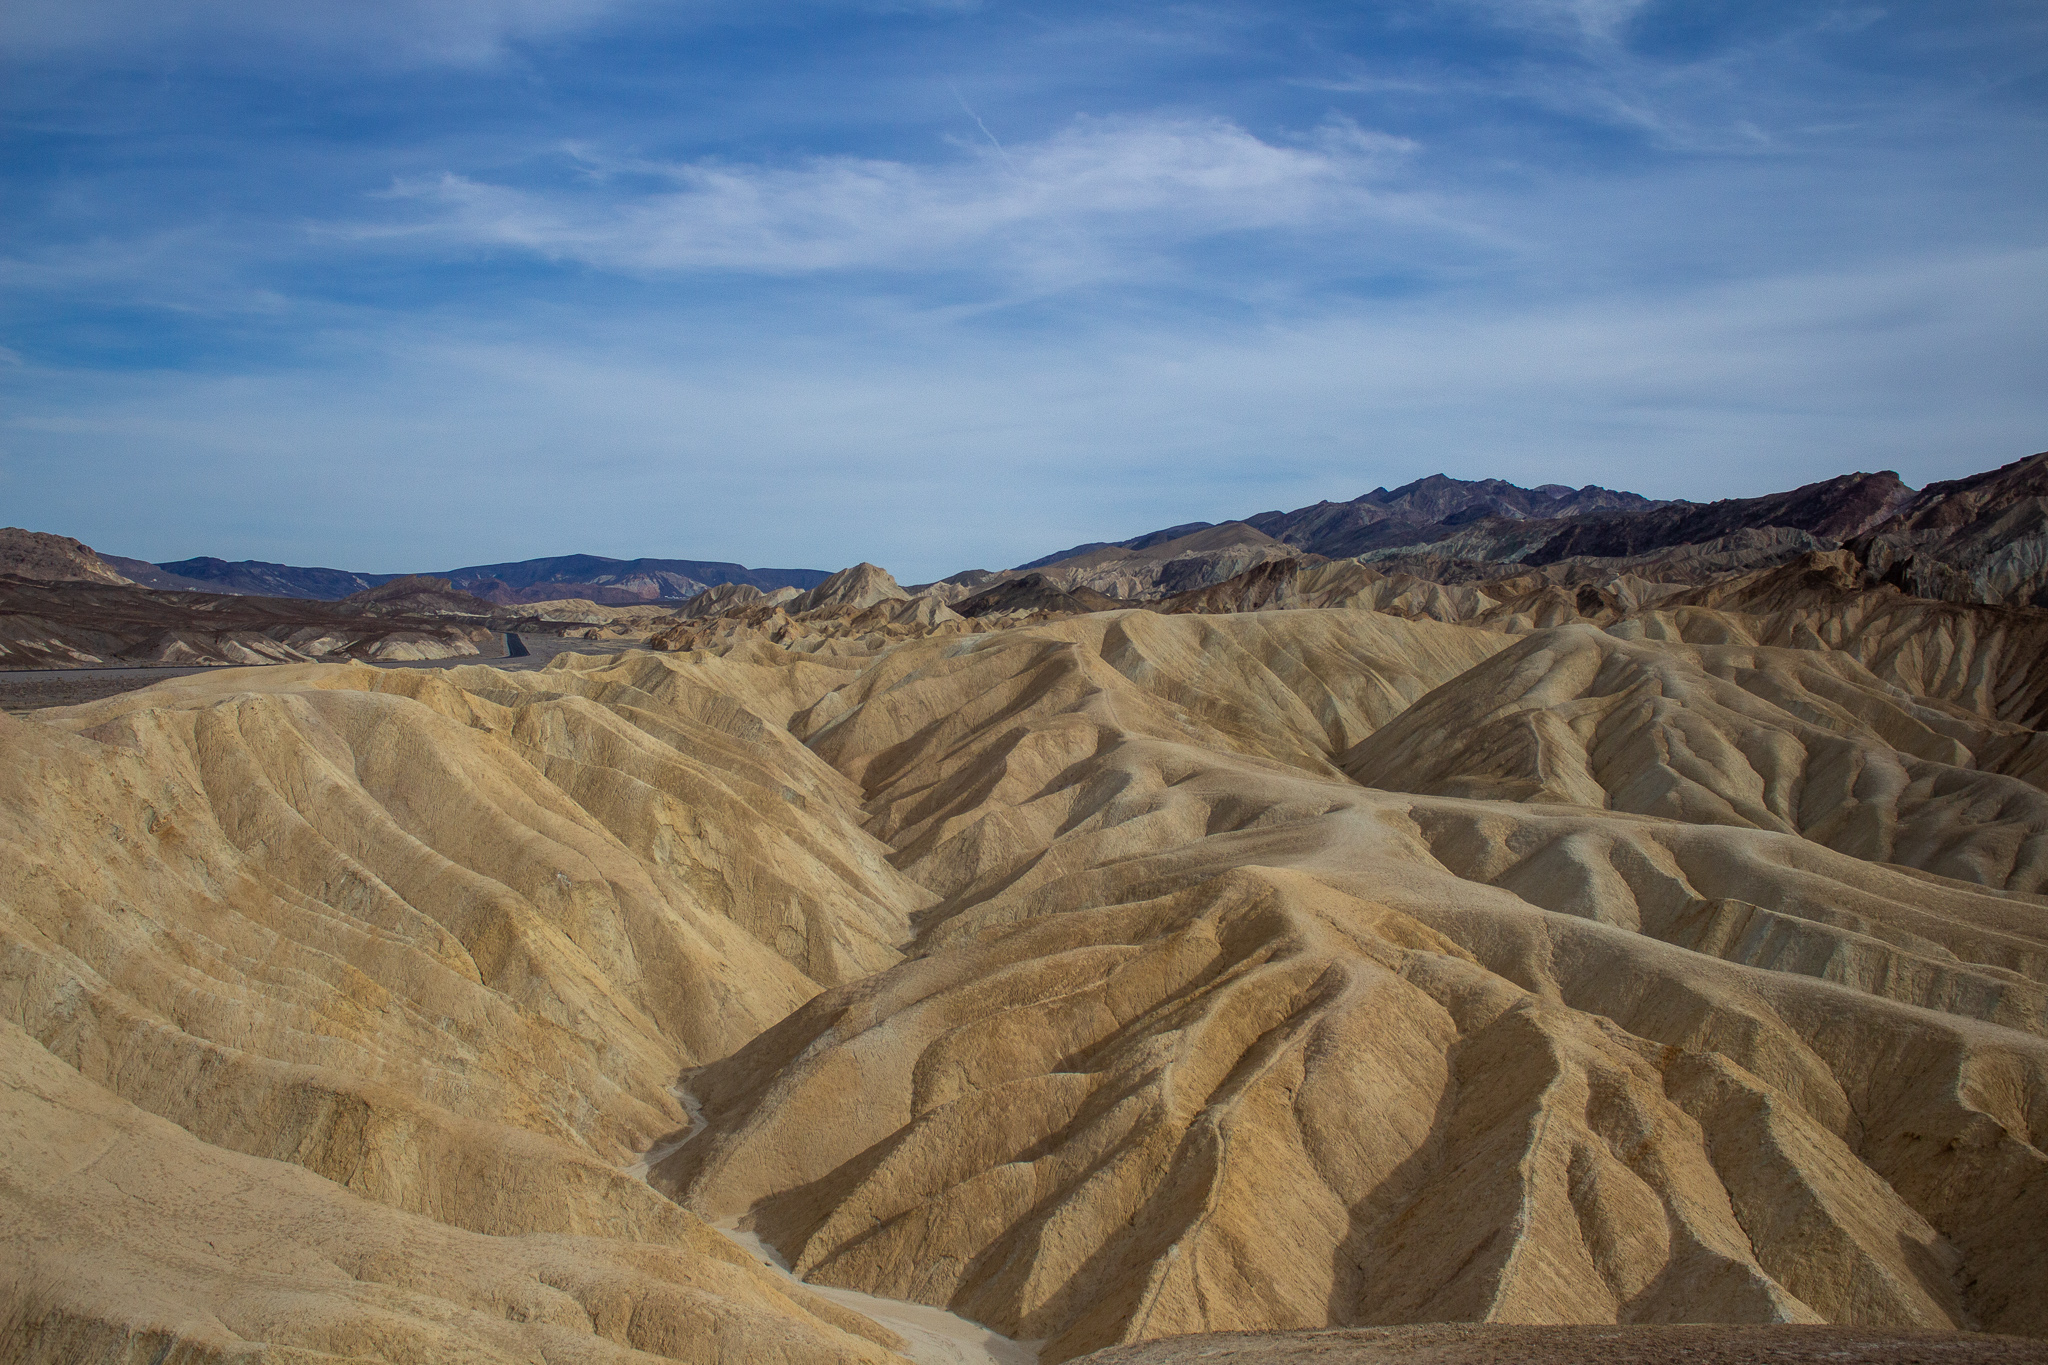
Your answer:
[1006,479,1663,575]
[992,456,2047,609]
[100,556,244,593]
[339,576,500,618]
[444,556,827,597]
[1520,471,1913,565]
[0,575,494,669]
[1012,521,1217,572]
[987,476,1666,599]
[1011,477,1663,580]
[153,557,395,600]
[1240,475,1665,560]
[133,553,829,603]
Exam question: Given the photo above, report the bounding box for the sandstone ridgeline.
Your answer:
[3,452,2048,1364]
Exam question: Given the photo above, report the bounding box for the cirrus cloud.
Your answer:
[1,0,636,66]
[359,116,1428,284]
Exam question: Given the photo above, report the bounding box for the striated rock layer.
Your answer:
[3,596,2046,1362]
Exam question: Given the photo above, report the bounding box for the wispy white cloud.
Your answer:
[6,0,2042,580]
[7,242,2041,578]
[1463,0,1653,47]
[1413,0,1852,153]
[1,0,1010,66]
[357,116,1427,284]
[1,0,635,65]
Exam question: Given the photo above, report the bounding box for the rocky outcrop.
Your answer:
[679,581,767,618]
[986,524,1301,603]
[958,573,1125,617]
[0,528,134,586]
[790,562,913,614]
[649,566,963,654]
[916,569,1003,603]
[1854,452,2048,607]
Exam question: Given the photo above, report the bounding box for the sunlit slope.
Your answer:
[1647,554,2048,736]
[0,1019,905,1364]
[0,656,931,1360]
[656,610,2048,1360]
[1344,625,2048,891]
[4,605,2045,1363]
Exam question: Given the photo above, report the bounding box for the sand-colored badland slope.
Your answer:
[1344,625,2048,891]
[1075,1324,2048,1365]
[1,654,931,1361]
[4,605,2046,1362]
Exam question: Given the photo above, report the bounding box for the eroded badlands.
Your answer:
[3,594,2045,1362]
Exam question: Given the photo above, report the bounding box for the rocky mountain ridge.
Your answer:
[50,450,2048,619]
[961,453,2047,610]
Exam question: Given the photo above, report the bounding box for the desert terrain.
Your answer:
[1077,1325,2048,1365]
[4,456,2047,1363]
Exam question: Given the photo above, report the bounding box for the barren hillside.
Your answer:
[3,568,2046,1362]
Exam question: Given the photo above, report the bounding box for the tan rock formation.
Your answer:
[4,597,2046,1362]
[1074,1324,2048,1365]
[0,1017,905,1364]
[0,654,934,1359]
[1001,524,1299,602]
[791,563,913,614]
[650,572,964,655]
[650,610,2048,1359]
[339,574,498,617]
[1344,624,2048,891]
[681,581,769,618]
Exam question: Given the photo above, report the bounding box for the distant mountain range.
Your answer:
[16,449,2048,623]
[980,454,2047,610]
[1010,477,1666,573]
[101,552,830,605]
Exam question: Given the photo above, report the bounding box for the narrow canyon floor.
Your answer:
[3,598,2045,1363]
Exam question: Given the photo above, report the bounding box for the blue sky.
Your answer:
[3,0,2044,580]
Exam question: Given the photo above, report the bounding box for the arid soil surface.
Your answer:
[1075,1326,2048,1365]
[0,665,217,714]
[0,636,649,712]
[5,567,2047,1361]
